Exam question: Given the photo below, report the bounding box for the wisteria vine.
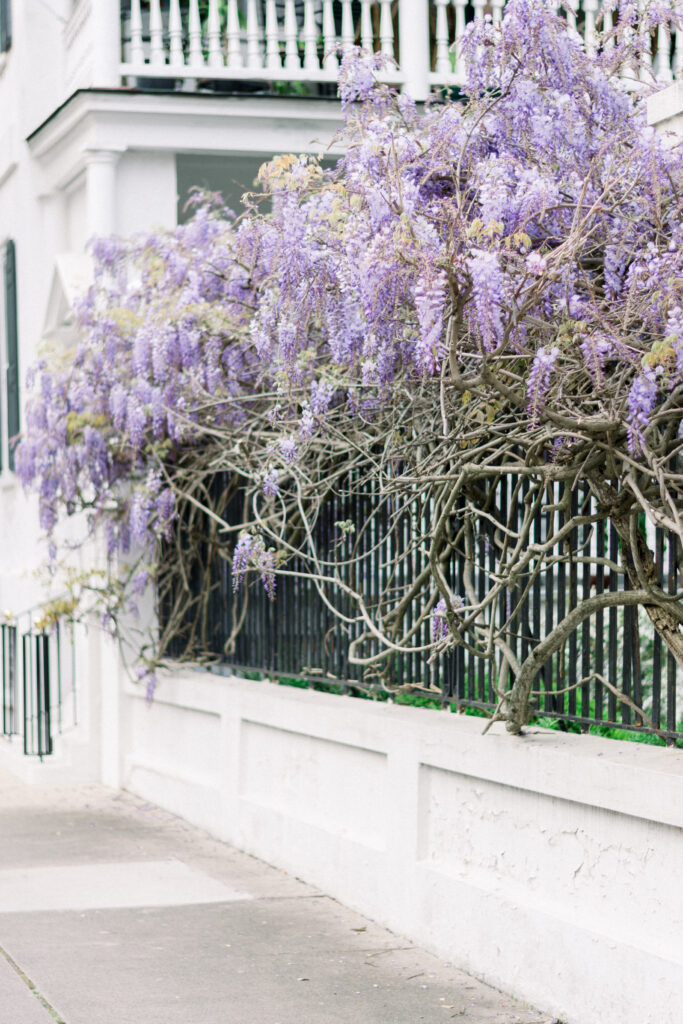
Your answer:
[17,0,683,732]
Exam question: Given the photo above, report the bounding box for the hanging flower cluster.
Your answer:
[18,199,263,551]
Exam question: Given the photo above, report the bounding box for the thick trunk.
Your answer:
[504,589,651,735]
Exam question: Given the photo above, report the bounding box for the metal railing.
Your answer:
[164,474,683,744]
[1,623,17,738]
[117,1,682,96]
[1,617,77,759]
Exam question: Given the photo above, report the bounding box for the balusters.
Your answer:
[634,0,653,78]
[676,31,683,79]
[283,0,300,70]
[563,3,576,34]
[615,37,643,90]
[149,0,164,66]
[265,0,282,70]
[129,0,144,65]
[120,0,532,90]
[656,25,673,82]
[360,0,373,51]
[467,0,486,85]
[322,0,338,71]
[303,0,319,70]
[453,0,468,79]
[490,0,504,26]
[641,42,653,81]
[225,0,242,68]
[208,0,225,67]
[246,0,262,68]
[341,0,354,49]
[168,0,183,66]
[601,3,614,55]
[583,0,598,54]
[379,0,394,57]
[434,0,450,75]
[188,0,204,67]
[633,0,651,78]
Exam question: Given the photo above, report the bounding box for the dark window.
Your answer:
[0,0,11,54]
[176,153,270,224]
[4,240,19,471]
[175,152,339,224]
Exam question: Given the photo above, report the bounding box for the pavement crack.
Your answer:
[0,942,68,1023]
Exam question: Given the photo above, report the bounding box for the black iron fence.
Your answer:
[1,619,76,758]
[1,623,17,738]
[165,475,683,745]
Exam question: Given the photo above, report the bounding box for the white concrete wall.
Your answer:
[112,666,683,1024]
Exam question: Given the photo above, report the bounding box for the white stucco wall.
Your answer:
[64,664,682,1024]
[116,151,178,237]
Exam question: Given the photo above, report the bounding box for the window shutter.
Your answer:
[0,0,11,55]
[4,240,19,471]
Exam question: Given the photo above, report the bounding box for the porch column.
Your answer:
[398,0,430,101]
[85,150,121,239]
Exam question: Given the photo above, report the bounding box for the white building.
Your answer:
[0,6,682,1024]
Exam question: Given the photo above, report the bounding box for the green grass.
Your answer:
[534,714,683,747]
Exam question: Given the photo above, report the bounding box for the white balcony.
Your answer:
[117,0,427,96]
[62,1,681,105]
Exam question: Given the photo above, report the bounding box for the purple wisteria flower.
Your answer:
[298,405,315,441]
[627,373,658,454]
[338,47,390,110]
[279,437,298,463]
[414,271,448,375]
[232,533,255,592]
[262,469,278,499]
[527,346,559,427]
[467,251,505,352]
[525,252,547,277]
[432,595,464,642]
[232,533,276,600]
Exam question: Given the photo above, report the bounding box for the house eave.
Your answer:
[27,88,345,191]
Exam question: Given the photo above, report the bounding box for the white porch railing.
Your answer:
[120,0,413,90]
[117,1,682,100]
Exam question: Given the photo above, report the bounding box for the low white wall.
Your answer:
[119,668,683,1024]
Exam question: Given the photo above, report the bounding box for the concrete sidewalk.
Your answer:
[0,764,551,1024]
